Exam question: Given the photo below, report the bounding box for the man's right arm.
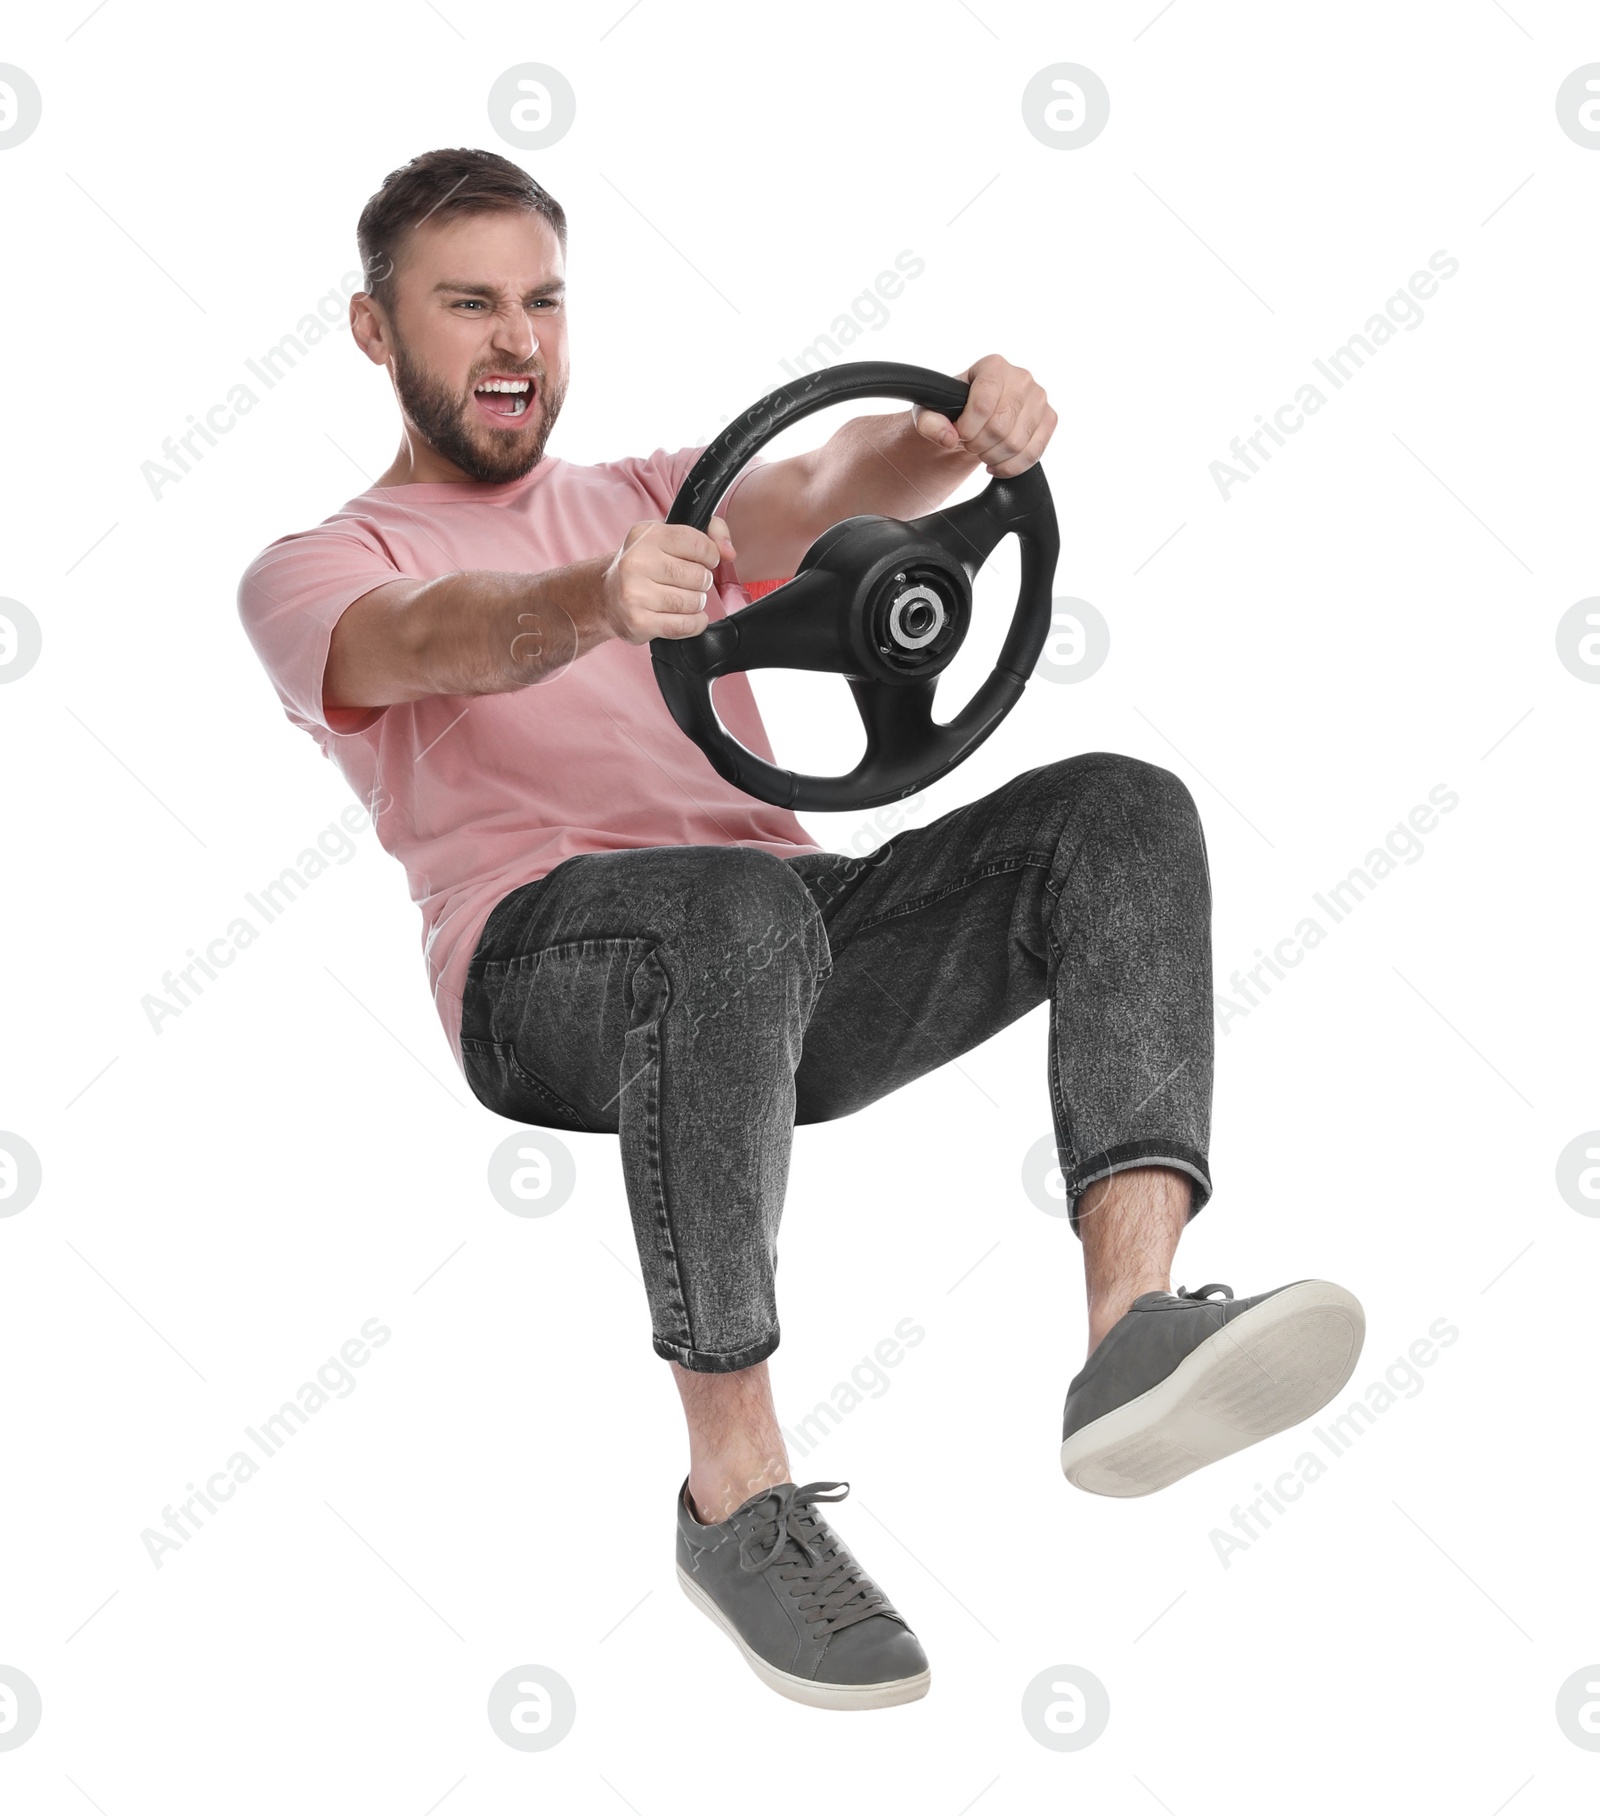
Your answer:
[323,516,736,712]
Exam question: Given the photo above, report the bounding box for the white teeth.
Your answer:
[475,377,531,420]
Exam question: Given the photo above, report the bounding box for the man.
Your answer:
[238,147,1364,1712]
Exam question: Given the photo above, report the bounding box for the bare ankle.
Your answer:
[1078,1165,1189,1356]
[1087,1273,1171,1354]
[670,1358,790,1524]
[687,1453,790,1525]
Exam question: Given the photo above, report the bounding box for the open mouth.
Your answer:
[472,374,537,424]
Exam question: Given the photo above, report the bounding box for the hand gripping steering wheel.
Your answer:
[650,360,1060,812]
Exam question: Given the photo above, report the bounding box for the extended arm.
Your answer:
[323,517,735,713]
[723,356,1055,579]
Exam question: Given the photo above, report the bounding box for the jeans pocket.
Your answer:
[460,1037,593,1131]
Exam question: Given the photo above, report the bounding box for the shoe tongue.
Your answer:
[744,1485,835,1561]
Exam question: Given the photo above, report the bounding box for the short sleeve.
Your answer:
[237,522,403,740]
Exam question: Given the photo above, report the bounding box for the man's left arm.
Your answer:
[722,355,1057,584]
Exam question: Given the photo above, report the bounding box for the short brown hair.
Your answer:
[356,147,567,317]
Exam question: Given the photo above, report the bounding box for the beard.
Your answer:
[389,336,568,484]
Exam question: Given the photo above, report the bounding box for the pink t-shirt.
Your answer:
[236,445,823,1072]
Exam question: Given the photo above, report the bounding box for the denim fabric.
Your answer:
[459,753,1214,1372]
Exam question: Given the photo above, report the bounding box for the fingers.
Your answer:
[707,512,738,569]
[987,404,1059,478]
[946,356,1056,474]
[911,404,962,450]
[655,521,733,589]
[656,550,717,592]
[646,596,713,638]
[624,577,709,641]
[610,517,743,645]
[615,522,716,643]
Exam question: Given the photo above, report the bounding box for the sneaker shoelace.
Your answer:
[736,1481,890,1639]
[1175,1282,1234,1302]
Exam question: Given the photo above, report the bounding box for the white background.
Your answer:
[1,0,1597,1808]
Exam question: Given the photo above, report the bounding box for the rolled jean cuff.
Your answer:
[1064,1140,1213,1237]
[652,1324,781,1374]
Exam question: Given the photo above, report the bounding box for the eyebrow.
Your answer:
[432,278,566,301]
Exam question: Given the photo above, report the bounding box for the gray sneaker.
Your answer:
[1061,1279,1365,1497]
[675,1476,931,1709]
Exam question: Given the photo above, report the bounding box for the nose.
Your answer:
[492,312,539,367]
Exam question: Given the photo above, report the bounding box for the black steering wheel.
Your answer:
[650,360,1060,812]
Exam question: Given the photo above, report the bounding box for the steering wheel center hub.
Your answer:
[891,589,942,644]
[869,565,963,677]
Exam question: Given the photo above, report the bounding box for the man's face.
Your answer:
[372,209,571,484]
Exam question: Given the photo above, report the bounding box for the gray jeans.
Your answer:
[459,753,1214,1372]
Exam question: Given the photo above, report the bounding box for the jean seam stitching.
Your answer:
[1042,814,1102,968]
[460,1037,590,1130]
[636,943,694,1351]
[1049,1036,1080,1180]
[658,1330,777,1367]
[478,936,642,979]
[849,850,1052,938]
[503,1040,593,1131]
[1066,1145,1213,1206]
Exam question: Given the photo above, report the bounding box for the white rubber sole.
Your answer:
[1060,1279,1366,1497]
[676,1563,931,1709]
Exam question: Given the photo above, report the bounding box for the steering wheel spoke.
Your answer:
[719,569,847,674]
[905,485,1012,579]
[850,675,940,761]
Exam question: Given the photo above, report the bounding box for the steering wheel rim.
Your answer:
[651,359,1060,812]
